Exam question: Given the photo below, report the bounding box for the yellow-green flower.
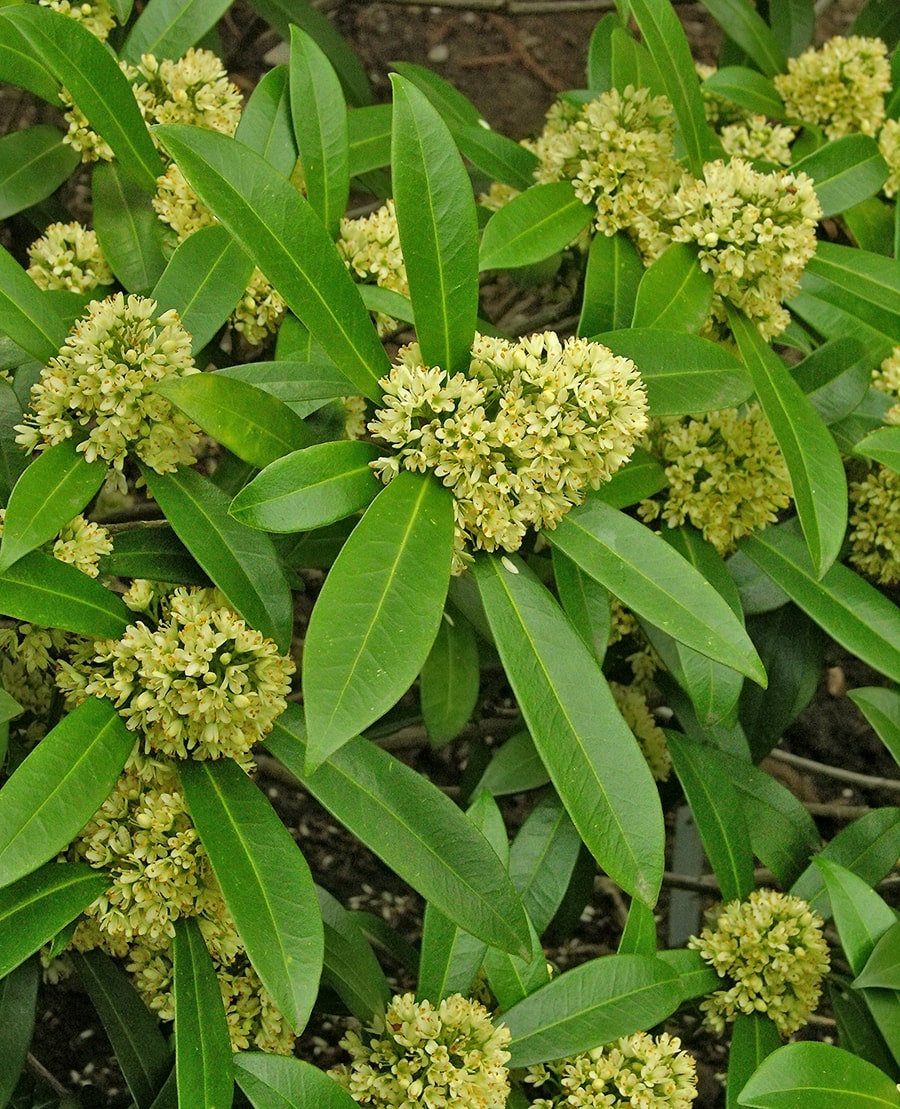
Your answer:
[878,119,900,198]
[610,681,670,782]
[39,0,116,41]
[129,48,243,136]
[339,199,409,336]
[153,162,218,242]
[719,116,796,166]
[27,222,114,294]
[848,463,899,586]
[230,268,288,346]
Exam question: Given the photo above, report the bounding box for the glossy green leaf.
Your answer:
[0,696,133,889]
[0,6,159,191]
[317,886,389,1021]
[290,26,349,240]
[420,610,480,747]
[0,440,106,573]
[656,947,721,1001]
[586,13,618,92]
[0,957,39,1107]
[0,862,109,979]
[476,729,550,798]
[727,1014,782,1109]
[610,27,663,95]
[0,125,78,220]
[843,197,896,256]
[179,758,323,1034]
[390,73,479,377]
[768,0,814,56]
[235,66,297,177]
[700,66,785,118]
[831,387,897,455]
[302,471,454,768]
[99,524,204,585]
[848,688,900,770]
[93,162,168,294]
[0,241,67,363]
[155,373,314,469]
[578,230,643,337]
[172,916,232,1109]
[235,1053,359,1109]
[817,858,895,976]
[738,1041,900,1107]
[793,135,888,219]
[71,950,171,1109]
[348,103,392,176]
[0,549,130,638]
[550,498,766,684]
[632,244,714,333]
[266,704,533,959]
[0,378,28,503]
[830,975,899,1080]
[594,328,752,415]
[216,360,355,412]
[0,23,59,103]
[151,224,254,351]
[456,124,539,191]
[473,553,665,907]
[699,0,786,75]
[140,464,294,652]
[855,921,900,991]
[852,0,900,49]
[792,336,871,427]
[729,307,846,578]
[121,0,231,63]
[503,954,683,1067]
[619,898,657,956]
[552,548,611,663]
[478,182,592,273]
[595,446,667,509]
[739,525,900,684]
[389,61,481,131]
[156,125,389,399]
[484,916,549,1009]
[510,793,582,937]
[855,426,900,472]
[229,440,382,533]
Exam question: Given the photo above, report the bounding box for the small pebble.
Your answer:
[427,43,449,63]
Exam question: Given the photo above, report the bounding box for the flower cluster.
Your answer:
[524,1031,698,1108]
[879,119,900,198]
[719,116,796,166]
[774,35,891,140]
[666,157,821,340]
[39,0,116,41]
[847,463,899,586]
[339,200,409,335]
[230,268,288,347]
[0,622,69,747]
[639,405,792,554]
[329,992,511,1108]
[610,681,670,782]
[16,293,201,489]
[129,49,243,136]
[688,888,830,1036]
[369,332,648,569]
[57,585,295,761]
[153,162,218,242]
[26,222,114,293]
[51,514,113,577]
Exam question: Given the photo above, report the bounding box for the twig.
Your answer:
[351,0,689,11]
[804,802,871,820]
[488,14,566,92]
[27,1055,69,1098]
[769,748,900,794]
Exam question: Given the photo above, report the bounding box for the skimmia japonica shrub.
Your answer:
[0,0,899,1105]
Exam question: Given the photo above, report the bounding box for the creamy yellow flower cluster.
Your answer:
[369,332,648,569]
[26,222,113,295]
[339,199,410,336]
[39,0,115,41]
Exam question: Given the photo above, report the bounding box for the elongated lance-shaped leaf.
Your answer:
[473,553,665,907]
[93,161,168,294]
[0,25,59,103]
[553,547,612,663]
[121,0,231,63]
[0,957,39,1108]
[0,549,130,638]
[700,67,786,119]
[739,525,900,684]
[302,470,454,769]
[348,103,392,176]
[0,7,160,194]
[848,688,900,771]
[317,885,390,1021]
[172,917,232,1109]
[235,1053,359,1109]
[420,609,481,747]
[455,124,538,190]
[793,135,888,220]
[179,758,323,1033]
[549,498,766,685]
[727,1015,782,1109]
[728,307,847,578]
[628,0,723,177]
[0,697,134,889]
[738,1042,900,1109]
[390,74,479,378]
[140,464,293,653]
[0,125,79,221]
[71,950,172,1109]
[699,0,787,76]
[389,61,482,131]
[768,0,814,57]
[478,182,593,273]
[290,26,349,240]
[619,899,657,956]
[0,241,67,362]
[266,703,533,960]
[578,230,643,337]
[632,243,714,333]
[0,439,106,574]
[236,66,297,177]
[509,793,582,937]
[854,426,900,471]
[155,125,388,400]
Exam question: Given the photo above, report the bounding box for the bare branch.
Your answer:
[769,748,900,795]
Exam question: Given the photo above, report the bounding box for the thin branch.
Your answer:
[27,1055,69,1098]
[769,748,900,794]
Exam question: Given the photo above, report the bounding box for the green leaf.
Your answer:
[632,244,714,333]
[151,224,254,351]
[578,230,643,337]
[552,548,611,663]
[475,729,550,798]
[656,947,721,1001]
[155,373,314,470]
[235,1053,359,1109]
[216,360,355,412]
[792,336,871,427]
[155,125,389,400]
[0,6,160,194]
[550,498,766,684]
[727,1014,782,1109]
[229,440,382,533]
[843,197,896,256]
[793,135,888,219]
[0,379,28,503]
[817,858,895,976]
[140,464,294,652]
[738,1042,900,1107]
[0,957,39,1105]
[348,103,392,176]
[701,66,785,118]
[502,954,683,1067]
[99,523,205,585]
[0,24,59,103]
[121,0,231,63]
[610,27,664,95]
[93,162,168,294]
[420,610,480,747]
[71,950,171,1109]
[848,688,900,771]
[389,61,481,131]
[594,328,752,415]
[728,306,847,578]
[478,182,592,273]
[830,975,899,1080]
[666,734,755,901]
[0,125,79,220]
[317,886,389,1021]
[509,792,582,937]
[586,13,618,92]
[854,426,900,472]
[628,0,723,177]
[852,0,900,49]
[266,704,533,959]
[302,470,454,768]
[768,0,814,57]
[595,446,667,509]
[235,66,296,177]
[855,921,900,990]
[0,440,106,573]
[739,525,900,684]
[172,917,232,1109]
[179,759,323,1034]
[473,553,665,907]
[455,124,539,191]
[0,241,67,362]
[390,74,479,377]
[0,862,109,979]
[699,0,786,75]
[290,26,349,240]
[0,697,133,889]
[0,549,130,638]
[619,898,657,956]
